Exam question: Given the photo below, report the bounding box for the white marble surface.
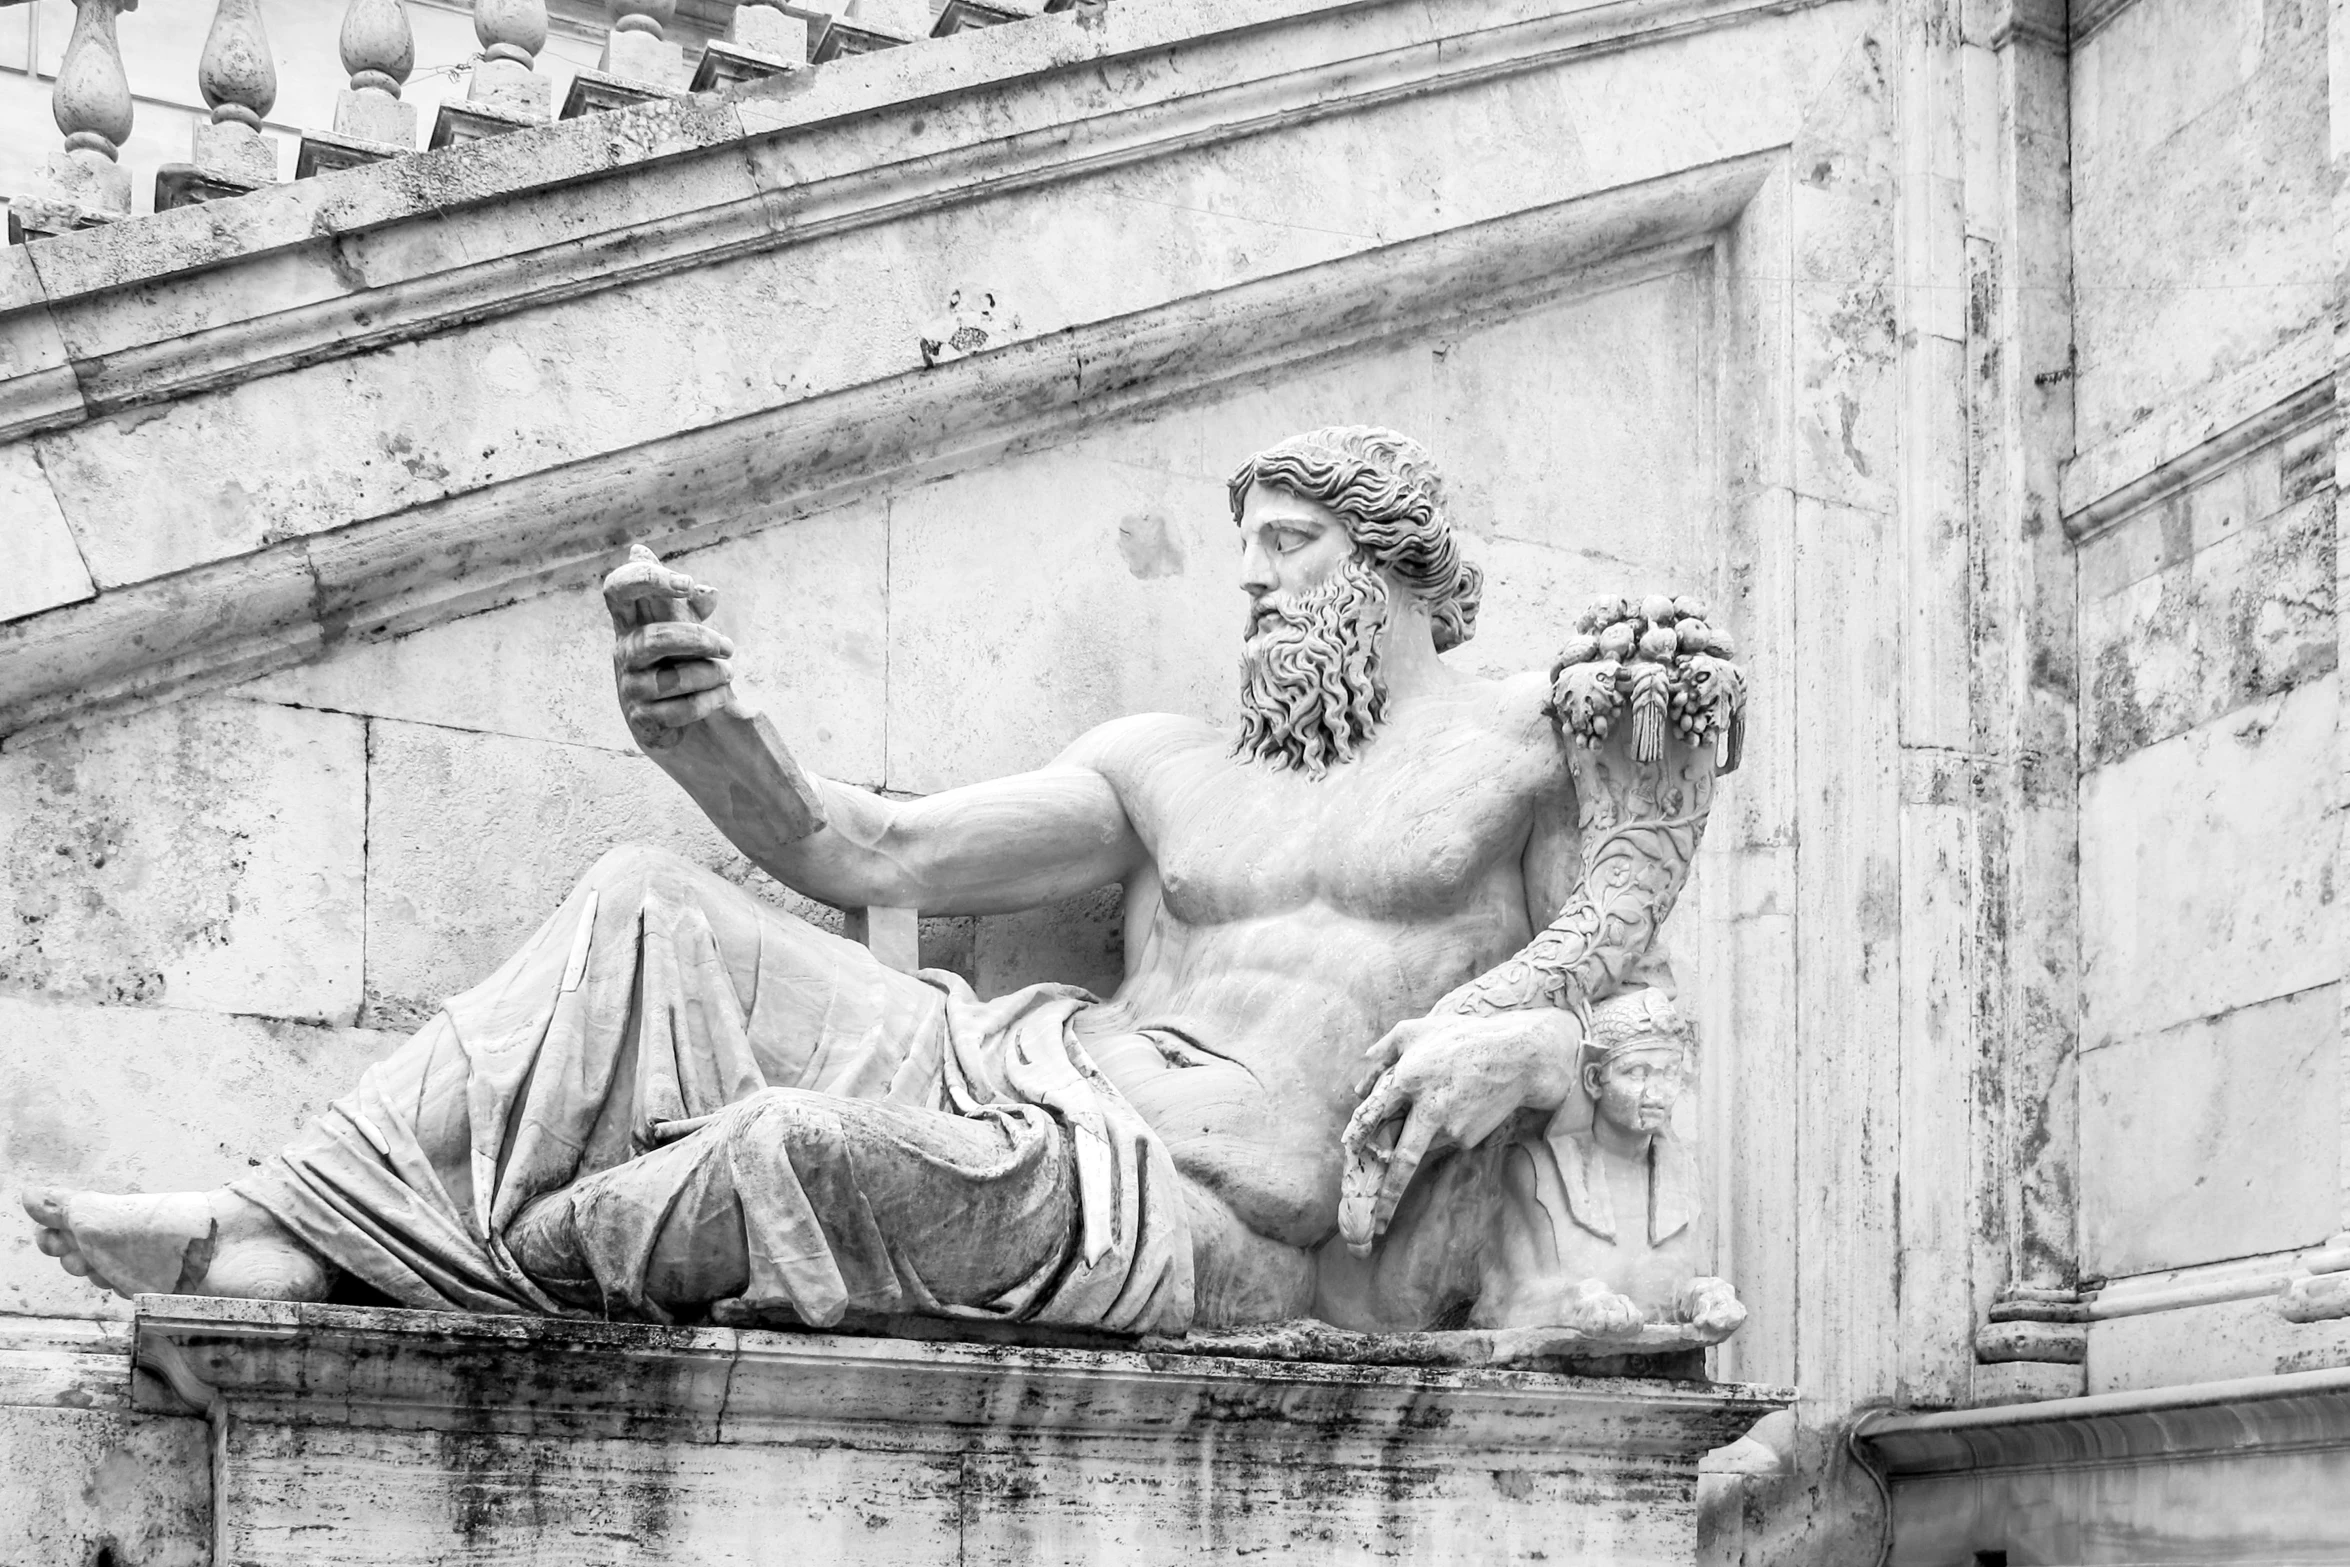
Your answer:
[138,1296,1792,1567]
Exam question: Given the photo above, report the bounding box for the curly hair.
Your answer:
[1227,426,1483,653]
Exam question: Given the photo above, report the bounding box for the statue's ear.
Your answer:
[1580,1059,1603,1101]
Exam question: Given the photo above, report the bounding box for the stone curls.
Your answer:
[1227,425,1485,653]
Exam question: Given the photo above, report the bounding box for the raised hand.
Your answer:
[1336,1008,1583,1256]
[604,544,735,752]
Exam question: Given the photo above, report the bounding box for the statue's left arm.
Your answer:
[1338,595,1747,1253]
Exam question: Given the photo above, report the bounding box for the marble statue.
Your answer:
[1472,987,1744,1338]
[23,425,1749,1350]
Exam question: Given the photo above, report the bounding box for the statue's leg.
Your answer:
[507,1087,1081,1324]
[25,843,944,1308]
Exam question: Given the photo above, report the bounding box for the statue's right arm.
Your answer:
[607,551,1145,916]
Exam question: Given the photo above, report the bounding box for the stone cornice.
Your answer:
[0,152,1771,740]
[1858,1365,2350,1476]
[2060,321,2336,542]
[0,0,1827,444]
[136,1295,1793,1457]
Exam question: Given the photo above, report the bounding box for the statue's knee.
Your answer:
[582,843,691,901]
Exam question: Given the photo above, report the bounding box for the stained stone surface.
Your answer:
[135,1296,1793,1567]
[0,696,366,1023]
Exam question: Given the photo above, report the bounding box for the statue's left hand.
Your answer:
[1338,1009,1583,1254]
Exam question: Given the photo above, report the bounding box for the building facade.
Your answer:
[0,0,2342,1560]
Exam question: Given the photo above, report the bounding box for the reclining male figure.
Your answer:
[26,426,1695,1335]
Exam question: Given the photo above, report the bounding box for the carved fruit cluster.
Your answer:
[1548,594,1748,771]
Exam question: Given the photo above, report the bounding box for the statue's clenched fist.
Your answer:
[605,544,735,751]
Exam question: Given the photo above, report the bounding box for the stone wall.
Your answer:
[2062,0,2350,1394]
[0,0,2108,1560]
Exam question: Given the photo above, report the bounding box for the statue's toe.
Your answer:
[22,1189,69,1228]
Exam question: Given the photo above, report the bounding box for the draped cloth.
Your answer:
[233,846,1193,1334]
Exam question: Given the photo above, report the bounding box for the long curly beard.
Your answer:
[1235,559,1390,778]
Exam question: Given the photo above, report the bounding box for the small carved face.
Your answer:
[1237,485,1358,637]
[1584,1042,1686,1136]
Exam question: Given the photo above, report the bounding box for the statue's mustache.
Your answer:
[1234,561,1390,778]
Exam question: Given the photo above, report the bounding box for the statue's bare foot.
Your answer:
[23,1188,332,1302]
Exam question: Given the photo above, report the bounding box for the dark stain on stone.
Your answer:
[1116,511,1186,580]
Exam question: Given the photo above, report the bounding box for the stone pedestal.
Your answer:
[1861,1367,2350,1564]
[136,1297,1789,1565]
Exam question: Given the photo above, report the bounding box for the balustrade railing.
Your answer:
[2,0,1070,243]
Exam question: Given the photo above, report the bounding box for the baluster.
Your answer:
[10,0,136,241]
[812,0,926,60]
[689,0,824,91]
[431,0,553,145]
[297,0,418,178]
[156,0,280,210]
[561,0,687,118]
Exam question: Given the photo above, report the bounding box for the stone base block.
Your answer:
[191,120,280,184]
[935,0,1039,31]
[1863,1367,2350,1565]
[15,147,131,237]
[137,1297,1791,1566]
[154,163,272,212]
[728,4,811,57]
[562,65,687,121]
[296,128,413,180]
[691,38,800,91]
[0,1317,211,1565]
[1967,1359,2088,1407]
[429,98,549,149]
[814,18,914,59]
[331,86,419,150]
[599,28,688,88]
[468,58,554,119]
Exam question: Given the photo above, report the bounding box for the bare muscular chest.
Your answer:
[1134,715,1551,926]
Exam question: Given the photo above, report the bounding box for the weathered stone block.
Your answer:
[885,442,1233,793]
[244,502,888,786]
[2080,984,2340,1279]
[333,86,419,149]
[0,444,95,624]
[2087,1291,2350,1395]
[190,119,281,185]
[2079,675,2340,1045]
[1427,266,1709,563]
[1967,1360,2087,1407]
[2069,0,2331,448]
[0,696,366,1022]
[729,4,809,56]
[0,1404,209,1567]
[2080,482,2334,768]
[601,27,688,86]
[0,997,399,1316]
[361,717,824,1027]
[139,1297,1788,1567]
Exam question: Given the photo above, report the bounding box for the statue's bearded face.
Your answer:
[1234,485,1390,777]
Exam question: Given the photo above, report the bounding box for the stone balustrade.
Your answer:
[1,0,1068,243]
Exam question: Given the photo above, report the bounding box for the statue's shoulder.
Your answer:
[1056,712,1222,779]
[1477,667,1572,769]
